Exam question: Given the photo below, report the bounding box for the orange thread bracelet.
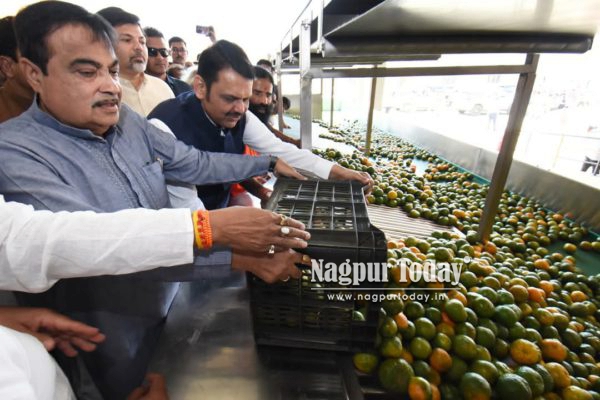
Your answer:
[193,210,213,249]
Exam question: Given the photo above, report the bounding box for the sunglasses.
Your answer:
[148,47,171,58]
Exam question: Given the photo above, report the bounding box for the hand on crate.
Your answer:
[328,165,374,193]
[210,207,310,253]
[231,249,311,283]
[0,306,105,356]
[274,158,307,180]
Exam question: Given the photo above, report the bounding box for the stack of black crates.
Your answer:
[248,178,387,351]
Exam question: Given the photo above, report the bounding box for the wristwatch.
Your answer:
[268,156,279,172]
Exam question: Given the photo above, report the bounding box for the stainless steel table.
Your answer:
[150,269,353,399]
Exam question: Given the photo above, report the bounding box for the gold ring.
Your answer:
[301,254,311,264]
[268,244,275,255]
[279,214,288,226]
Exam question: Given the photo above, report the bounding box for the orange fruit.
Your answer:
[453,209,466,219]
[552,213,563,222]
[527,287,546,304]
[533,259,550,270]
[429,348,452,373]
[440,313,456,328]
[570,291,587,302]
[509,285,529,303]
[378,358,414,393]
[400,348,415,364]
[538,280,554,296]
[430,384,441,400]
[408,376,433,400]
[509,339,542,365]
[460,372,492,400]
[394,312,410,329]
[562,386,593,400]
[544,362,571,389]
[534,308,555,326]
[409,246,421,254]
[389,266,402,284]
[539,338,568,362]
[447,290,468,306]
[353,352,379,374]
[436,322,455,337]
[564,243,577,254]
[483,242,497,255]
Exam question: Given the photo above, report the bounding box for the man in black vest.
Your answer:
[149,40,373,210]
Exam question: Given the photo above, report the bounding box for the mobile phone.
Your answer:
[196,25,209,35]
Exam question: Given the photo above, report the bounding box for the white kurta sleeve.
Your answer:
[0,196,194,293]
[242,111,334,179]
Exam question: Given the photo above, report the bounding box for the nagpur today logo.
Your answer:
[310,257,469,288]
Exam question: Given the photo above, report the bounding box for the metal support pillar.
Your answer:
[329,78,335,128]
[299,19,312,150]
[276,51,285,131]
[365,72,378,156]
[478,54,539,242]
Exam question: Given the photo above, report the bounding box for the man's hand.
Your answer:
[127,373,169,400]
[0,307,105,356]
[328,164,374,193]
[259,188,273,209]
[207,26,216,44]
[210,207,310,253]
[254,173,271,185]
[274,158,306,180]
[232,249,312,283]
[239,177,272,203]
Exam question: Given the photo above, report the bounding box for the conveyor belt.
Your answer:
[367,204,456,240]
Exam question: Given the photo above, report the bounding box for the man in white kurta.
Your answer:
[96,7,174,116]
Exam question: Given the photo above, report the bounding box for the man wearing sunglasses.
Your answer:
[97,7,174,116]
[144,27,191,97]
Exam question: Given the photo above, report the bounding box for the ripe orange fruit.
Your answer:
[527,287,546,304]
[544,362,570,389]
[539,339,568,362]
[408,377,432,400]
[429,348,453,373]
[447,290,467,306]
[538,280,554,296]
[394,312,409,330]
[400,348,414,364]
[510,339,542,365]
[570,290,587,302]
[533,259,550,270]
[483,242,497,255]
[430,384,441,400]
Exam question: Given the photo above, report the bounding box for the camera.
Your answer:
[196,25,210,36]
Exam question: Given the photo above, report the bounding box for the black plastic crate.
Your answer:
[248,179,387,351]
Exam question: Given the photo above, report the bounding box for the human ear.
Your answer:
[19,57,43,93]
[0,56,15,79]
[193,74,207,100]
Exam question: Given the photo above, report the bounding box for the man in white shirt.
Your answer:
[0,194,311,399]
[97,7,173,116]
[0,195,310,293]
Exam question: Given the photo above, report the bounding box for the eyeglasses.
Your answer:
[171,47,187,54]
[148,47,171,58]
